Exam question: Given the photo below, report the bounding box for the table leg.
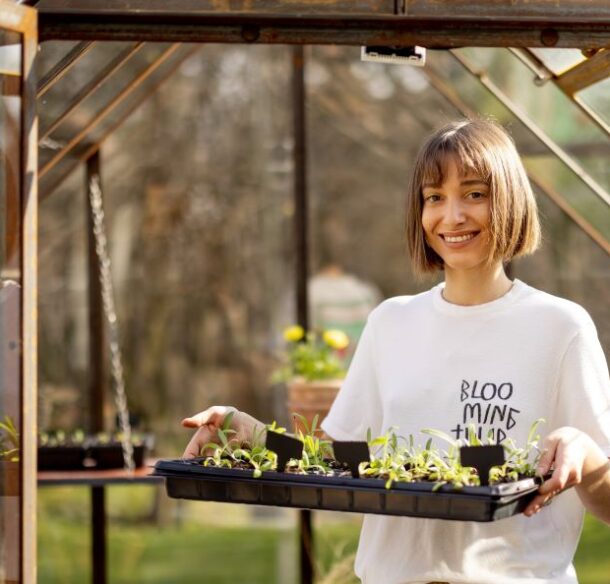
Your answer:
[299,509,313,584]
[91,486,107,584]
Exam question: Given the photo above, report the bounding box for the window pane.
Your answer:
[579,77,610,125]
[529,48,586,75]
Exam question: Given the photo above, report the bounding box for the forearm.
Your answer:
[575,446,610,524]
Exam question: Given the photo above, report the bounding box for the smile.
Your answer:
[441,232,479,243]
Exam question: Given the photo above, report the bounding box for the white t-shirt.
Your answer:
[321,279,610,584]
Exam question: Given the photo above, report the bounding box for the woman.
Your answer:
[182,119,610,583]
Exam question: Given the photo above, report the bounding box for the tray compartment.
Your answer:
[321,486,352,511]
[290,485,320,508]
[260,484,291,506]
[353,490,383,513]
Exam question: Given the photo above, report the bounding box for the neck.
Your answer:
[442,263,512,306]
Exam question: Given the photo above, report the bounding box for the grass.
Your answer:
[37,487,609,583]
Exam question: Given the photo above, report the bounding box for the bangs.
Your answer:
[420,138,491,191]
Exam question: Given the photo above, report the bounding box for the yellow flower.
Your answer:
[323,329,349,350]
[283,325,305,342]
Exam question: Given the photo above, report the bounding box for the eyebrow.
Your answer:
[422,179,488,189]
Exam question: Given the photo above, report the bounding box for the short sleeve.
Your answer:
[550,319,610,456]
[321,313,383,441]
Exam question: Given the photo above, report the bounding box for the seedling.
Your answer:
[359,427,413,488]
[200,415,284,477]
[0,416,19,462]
[286,414,334,475]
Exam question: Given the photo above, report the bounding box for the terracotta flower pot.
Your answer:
[286,378,343,433]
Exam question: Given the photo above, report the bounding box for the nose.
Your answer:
[444,198,466,225]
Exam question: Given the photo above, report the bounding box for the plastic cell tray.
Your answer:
[38,439,151,470]
[153,459,541,522]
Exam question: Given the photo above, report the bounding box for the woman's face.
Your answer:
[421,156,494,276]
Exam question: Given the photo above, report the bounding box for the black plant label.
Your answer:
[460,444,505,486]
[266,431,303,471]
[333,441,370,478]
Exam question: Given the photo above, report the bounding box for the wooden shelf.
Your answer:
[38,459,163,486]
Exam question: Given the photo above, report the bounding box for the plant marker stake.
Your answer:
[266,431,303,471]
[460,445,505,487]
[333,441,370,478]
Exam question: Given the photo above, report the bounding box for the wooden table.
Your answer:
[38,462,164,584]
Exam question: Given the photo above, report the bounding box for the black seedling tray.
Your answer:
[153,458,541,522]
[38,435,153,470]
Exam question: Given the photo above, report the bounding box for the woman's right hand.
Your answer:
[181,406,265,459]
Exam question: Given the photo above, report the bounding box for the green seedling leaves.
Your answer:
[196,415,546,490]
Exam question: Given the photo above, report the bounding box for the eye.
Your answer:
[423,193,441,204]
[467,191,487,200]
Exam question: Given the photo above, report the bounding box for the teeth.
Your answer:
[444,233,476,243]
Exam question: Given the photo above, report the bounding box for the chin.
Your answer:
[440,255,488,273]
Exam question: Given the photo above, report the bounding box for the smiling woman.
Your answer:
[183,119,610,584]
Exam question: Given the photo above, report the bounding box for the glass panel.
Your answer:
[38,43,296,450]
[38,42,173,138]
[38,42,183,190]
[424,50,610,247]
[308,45,459,301]
[529,48,587,75]
[579,77,610,126]
[0,42,22,584]
[452,48,610,194]
[0,31,21,77]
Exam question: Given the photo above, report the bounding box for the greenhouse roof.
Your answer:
[31,1,610,253]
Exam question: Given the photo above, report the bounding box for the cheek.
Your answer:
[421,210,437,242]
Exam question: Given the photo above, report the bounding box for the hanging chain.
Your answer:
[88,175,135,473]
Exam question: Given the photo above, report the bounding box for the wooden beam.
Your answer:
[34,0,610,18]
[39,44,180,179]
[39,45,201,200]
[555,49,610,95]
[37,41,94,97]
[40,43,144,141]
[516,48,610,138]
[37,2,610,48]
[37,0,396,15]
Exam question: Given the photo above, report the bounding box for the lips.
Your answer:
[439,231,481,249]
[440,231,480,244]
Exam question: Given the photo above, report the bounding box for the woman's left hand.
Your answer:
[524,426,610,519]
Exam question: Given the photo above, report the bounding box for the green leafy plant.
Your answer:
[0,415,19,462]
[421,420,546,488]
[489,418,545,483]
[272,325,349,382]
[199,414,282,478]
[286,414,334,474]
[39,428,146,447]
[359,428,412,489]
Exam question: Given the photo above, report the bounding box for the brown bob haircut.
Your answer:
[406,118,541,275]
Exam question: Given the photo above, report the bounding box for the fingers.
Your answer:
[524,428,588,518]
[182,426,213,459]
[181,406,240,458]
[181,405,237,428]
[535,441,558,478]
[524,489,560,517]
[181,409,216,429]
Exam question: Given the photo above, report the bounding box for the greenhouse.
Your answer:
[1,1,609,583]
